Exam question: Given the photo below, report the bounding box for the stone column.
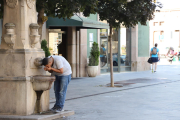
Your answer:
[131,25,150,71]
[97,15,101,75]
[46,28,49,47]
[126,28,131,66]
[79,29,88,77]
[67,27,76,78]
[131,25,138,71]
[0,19,2,44]
[0,0,49,115]
[76,31,80,77]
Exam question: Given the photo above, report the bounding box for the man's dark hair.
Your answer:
[155,43,158,47]
[42,57,49,66]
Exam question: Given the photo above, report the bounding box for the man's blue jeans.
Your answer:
[54,74,71,108]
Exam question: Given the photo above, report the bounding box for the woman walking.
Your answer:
[150,43,160,73]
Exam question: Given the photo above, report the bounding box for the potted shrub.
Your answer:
[87,42,100,77]
[41,39,51,57]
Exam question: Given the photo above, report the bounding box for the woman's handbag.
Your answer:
[147,58,152,64]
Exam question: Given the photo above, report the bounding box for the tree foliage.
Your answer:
[0,0,98,40]
[89,42,100,66]
[40,0,98,19]
[90,0,162,86]
[0,0,98,19]
[96,0,162,28]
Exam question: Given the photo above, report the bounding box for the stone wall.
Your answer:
[131,25,151,71]
[0,19,2,45]
[138,22,150,57]
[0,0,50,115]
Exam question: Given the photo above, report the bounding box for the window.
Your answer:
[160,31,164,35]
[58,33,61,39]
[159,21,164,26]
[153,22,158,26]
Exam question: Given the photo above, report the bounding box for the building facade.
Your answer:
[100,22,150,73]
[0,14,151,78]
[45,14,108,78]
[149,9,180,56]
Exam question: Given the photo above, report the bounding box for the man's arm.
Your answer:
[48,70,53,73]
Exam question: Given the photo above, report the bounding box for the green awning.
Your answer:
[46,16,109,29]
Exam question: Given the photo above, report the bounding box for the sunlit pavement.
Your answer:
[158,57,180,65]
[51,64,180,120]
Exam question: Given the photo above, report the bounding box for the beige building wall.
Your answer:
[131,25,150,71]
[48,33,58,55]
[149,9,180,55]
[46,27,88,78]
[41,22,46,40]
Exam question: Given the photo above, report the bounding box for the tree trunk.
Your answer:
[37,8,44,41]
[109,25,114,87]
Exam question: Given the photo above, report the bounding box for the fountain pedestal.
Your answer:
[34,91,43,114]
[0,0,50,115]
[31,75,55,114]
[0,49,50,115]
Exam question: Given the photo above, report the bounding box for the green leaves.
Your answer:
[97,0,161,28]
[41,40,51,57]
[0,0,98,20]
[89,42,100,66]
[44,0,98,19]
[0,0,162,30]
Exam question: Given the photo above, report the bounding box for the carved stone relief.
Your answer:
[27,0,35,9]
[29,23,40,48]
[6,0,18,8]
[4,23,16,49]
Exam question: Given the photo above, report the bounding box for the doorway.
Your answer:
[48,29,67,59]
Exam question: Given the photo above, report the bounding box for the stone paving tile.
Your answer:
[50,65,180,120]
[58,81,180,120]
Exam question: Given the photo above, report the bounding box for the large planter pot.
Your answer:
[87,66,98,77]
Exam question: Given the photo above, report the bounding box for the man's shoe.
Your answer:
[55,107,64,113]
[154,71,156,73]
[152,69,153,73]
[50,106,57,111]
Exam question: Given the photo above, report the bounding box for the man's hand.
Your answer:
[44,67,48,71]
[46,67,52,71]
[44,66,53,73]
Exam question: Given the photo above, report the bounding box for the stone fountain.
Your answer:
[0,0,50,115]
[31,75,55,114]
[0,1,75,119]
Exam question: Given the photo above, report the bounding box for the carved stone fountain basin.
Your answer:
[31,75,55,91]
[30,75,55,114]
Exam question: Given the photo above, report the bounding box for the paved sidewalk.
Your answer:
[50,65,180,120]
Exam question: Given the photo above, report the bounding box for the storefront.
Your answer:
[100,27,131,73]
[0,17,150,77]
[46,15,109,78]
[100,22,151,73]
